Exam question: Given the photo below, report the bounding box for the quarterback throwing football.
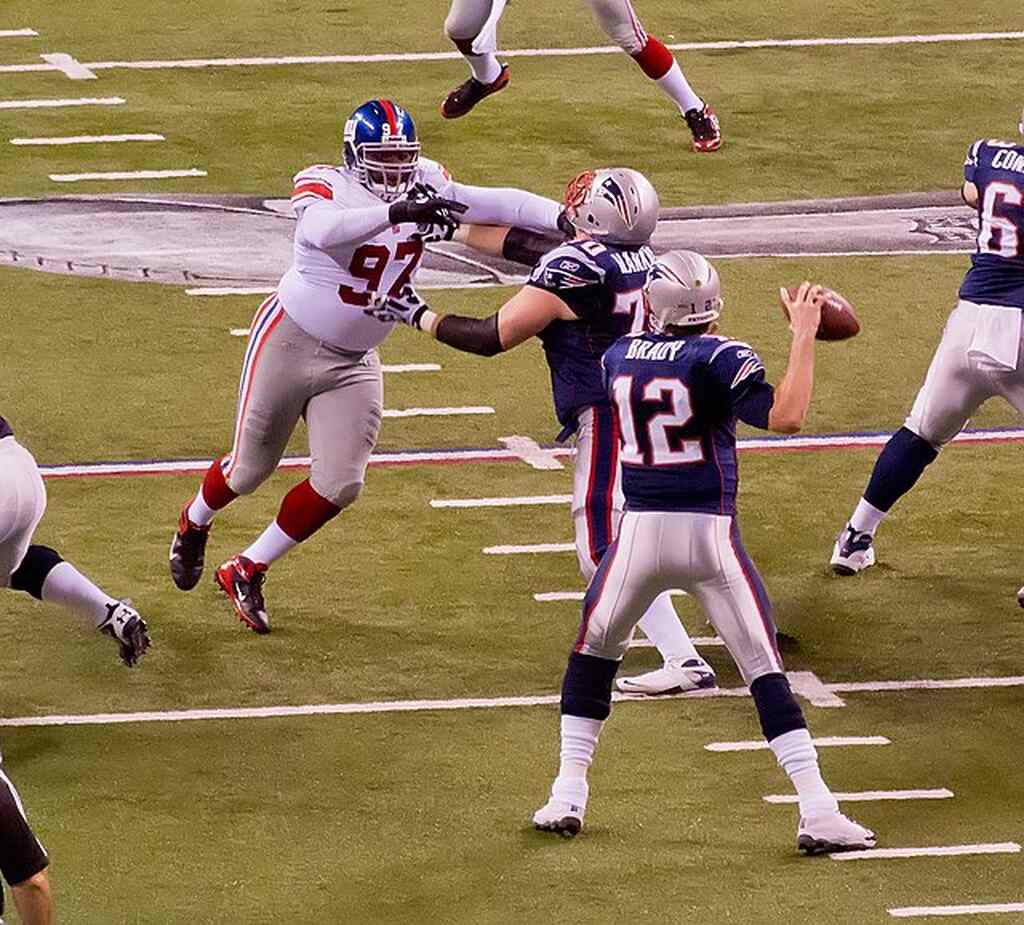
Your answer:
[169,99,565,632]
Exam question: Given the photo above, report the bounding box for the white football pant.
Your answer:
[906,299,1024,447]
[0,438,47,586]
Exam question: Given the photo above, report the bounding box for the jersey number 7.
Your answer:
[612,375,705,466]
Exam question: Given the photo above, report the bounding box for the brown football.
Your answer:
[783,286,861,341]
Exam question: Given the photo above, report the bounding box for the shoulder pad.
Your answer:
[708,340,765,389]
[530,243,606,291]
[415,157,453,195]
[291,165,337,206]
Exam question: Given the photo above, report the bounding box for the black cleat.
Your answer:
[99,601,151,667]
[440,64,510,119]
[214,555,270,634]
[684,104,722,153]
[170,503,210,591]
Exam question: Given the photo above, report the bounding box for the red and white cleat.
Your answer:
[214,555,270,634]
[684,104,723,153]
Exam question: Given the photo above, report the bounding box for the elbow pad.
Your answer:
[502,227,564,268]
[435,313,503,357]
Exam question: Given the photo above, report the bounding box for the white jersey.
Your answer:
[278,157,456,351]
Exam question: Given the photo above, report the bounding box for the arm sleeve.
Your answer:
[708,342,775,430]
[296,200,393,250]
[964,140,983,183]
[448,181,562,232]
[434,313,503,357]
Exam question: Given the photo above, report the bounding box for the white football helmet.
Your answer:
[561,167,659,245]
[645,250,723,332]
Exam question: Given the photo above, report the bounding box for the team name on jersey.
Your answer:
[623,337,686,362]
[991,148,1024,174]
[609,246,656,276]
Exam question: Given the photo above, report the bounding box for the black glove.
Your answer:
[388,195,468,232]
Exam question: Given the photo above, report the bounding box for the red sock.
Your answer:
[201,457,238,510]
[632,36,674,80]
[276,480,341,542]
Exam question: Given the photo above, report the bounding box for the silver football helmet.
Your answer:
[645,250,723,332]
[562,167,659,245]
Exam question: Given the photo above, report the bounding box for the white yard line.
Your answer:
[189,287,276,296]
[1,31,1021,75]
[50,168,207,182]
[628,636,724,648]
[380,364,441,373]
[498,436,565,470]
[0,96,124,109]
[706,736,891,752]
[0,29,37,38]
[11,133,164,146]
[764,789,954,804]
[788,670,847,708]
[40,52,96,79]
[831,676,1024,693]
[383,406,493,418]
[889,903,1024,918]
[434,494,573,509]
[832,843,1021,862]
[536,590,689,603]
[484,542,575,555]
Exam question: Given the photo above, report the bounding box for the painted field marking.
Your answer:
[484,542,574,555]
[2,674,1022,728]
[384,406,492,419]
[10,133,165,146]
[764,789,954,804]
[190,287,276,297]
[831,843,1021,862]
[830,676,1024,693]
[1,31,1021,75]
[706,736,890,752]
[49,168,207,183]
[40,52,96,79]
[537,589,690,603]
[0,29,37,38]
[498,435,565,470]
[380,364,441,374]
[889,903,1024,918]
[0,96,124,110]
[434,494,572,509]
[628,636,724,648]
[34,427,1024,481]
[788,670,847,708]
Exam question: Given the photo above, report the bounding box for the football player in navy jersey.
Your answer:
[832,111,1024,589]
[529,251,875,851]
[0,749,52,924]
[368,167,716,695]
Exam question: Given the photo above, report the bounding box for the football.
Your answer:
[783,285,861,341]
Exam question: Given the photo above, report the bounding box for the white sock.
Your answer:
[465,53,502,85]
[187,491,217,527]
[41,561,117,626]
[551,715,603,806]
[637,592,699,662]
[655,62,703,115]
[849,498,886,536]
[242,520,297,567]
[769,728,839,818]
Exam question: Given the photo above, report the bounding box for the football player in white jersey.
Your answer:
[169,99,566,633]
[441,0,722,153]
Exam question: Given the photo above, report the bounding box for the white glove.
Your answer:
[363,284,431,327]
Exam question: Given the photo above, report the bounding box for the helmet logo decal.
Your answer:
[563,169,596,218]
[596,176,634,229]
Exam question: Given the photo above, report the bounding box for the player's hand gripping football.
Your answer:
[390,184,469,241]
[363,284,430,327]
[779,281,824,337]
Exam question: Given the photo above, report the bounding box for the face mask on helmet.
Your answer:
[343,101,421,202]
[645,251,723,333]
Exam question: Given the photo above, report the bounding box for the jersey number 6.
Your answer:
[612,375,705,466]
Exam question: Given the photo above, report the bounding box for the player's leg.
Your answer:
[0,439,148,667]
[215,347,383,633]
[832,300,993,574]
[0,766,53,925]
[441,0,511,119]
[583,0,721,152]
[172,297,303,593]
[573,407,714,694]
[692,516,874,852]
[535,513,664,836]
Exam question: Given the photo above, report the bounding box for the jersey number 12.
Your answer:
[612,375,705,466]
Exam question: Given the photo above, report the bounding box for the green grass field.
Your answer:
[2,2,1024,922]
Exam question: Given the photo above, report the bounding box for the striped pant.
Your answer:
[576,510,783,685]
[0,439,46,587]
[0,763,48,889]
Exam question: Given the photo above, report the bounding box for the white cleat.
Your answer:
[533,798,585,838]
[798,812,876,855]
[616,656,717,695]
[830,525,876,576]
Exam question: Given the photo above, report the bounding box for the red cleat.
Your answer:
[214,555,270,634]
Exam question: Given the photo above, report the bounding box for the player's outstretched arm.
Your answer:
[767,282,824,434]
[448,181,562,233]
[298,196,466,250]
[453,223,567,268]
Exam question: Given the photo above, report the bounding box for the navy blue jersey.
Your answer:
[602,333,775,515]
[0,416,11,439]
[960,139,1024,308]
[528,239,656,429]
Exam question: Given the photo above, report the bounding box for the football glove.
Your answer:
[388,186,468,240]
[363,284,430,328]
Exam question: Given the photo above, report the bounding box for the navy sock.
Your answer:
[750,673,807,741]
[561,652,619,721]
[863,427,939,513]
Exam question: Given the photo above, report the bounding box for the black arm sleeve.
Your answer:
[502,227,565,268]
[435,313,504,357]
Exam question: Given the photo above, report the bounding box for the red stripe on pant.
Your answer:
[575,538,620,653]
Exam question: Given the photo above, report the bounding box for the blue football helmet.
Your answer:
[343,99,420,202]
